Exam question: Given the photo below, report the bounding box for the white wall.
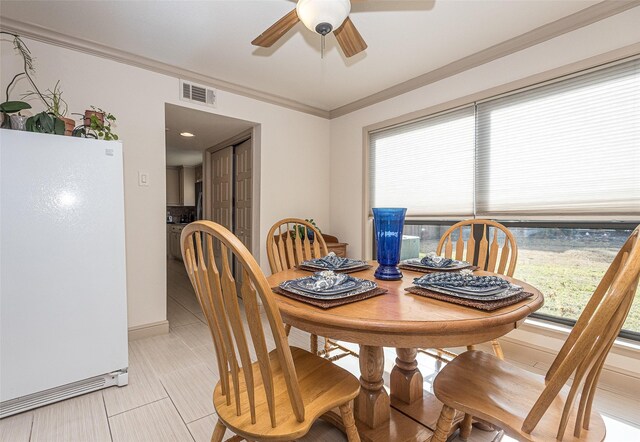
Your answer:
[1,38,331,329]
[329,7,640,259]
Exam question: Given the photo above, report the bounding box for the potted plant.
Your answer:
[84,106,118,140]
[0,101,32,130]
[84,107,104,127]
[290,219,320,241]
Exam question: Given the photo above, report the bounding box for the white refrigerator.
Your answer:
[0,129,128,418]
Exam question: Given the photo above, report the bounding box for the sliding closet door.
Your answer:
[234,139,252,251]
[211,146,233,231]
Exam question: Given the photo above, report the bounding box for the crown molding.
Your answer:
[0,17,331,119]
[329,0,640,118]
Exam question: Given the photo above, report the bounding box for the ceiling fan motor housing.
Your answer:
[296,0,351,35]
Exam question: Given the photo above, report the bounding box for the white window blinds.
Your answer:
[369,106,475,217]
[369,58,640,220]
[476,59,640,218]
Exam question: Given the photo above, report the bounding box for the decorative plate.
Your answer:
[301,257,368,271]
[412,283,524,302]
[414,273,517,297]
[279,276,377,300]
[402,258,471,271]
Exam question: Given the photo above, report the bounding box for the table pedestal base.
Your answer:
[391,388,464,433]
[321,408,433,442]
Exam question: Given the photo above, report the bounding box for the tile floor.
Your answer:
[1,259,639,442]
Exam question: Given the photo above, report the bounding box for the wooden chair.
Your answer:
[267,218,328,273]
[266,218,328,355]
[434,219,519,359]
[181,221,361,442]
[432,226,640,442]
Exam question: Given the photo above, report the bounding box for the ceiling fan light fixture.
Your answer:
[296,0,350,36]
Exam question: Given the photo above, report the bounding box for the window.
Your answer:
[369,106,475,217]
[369,57,640,338]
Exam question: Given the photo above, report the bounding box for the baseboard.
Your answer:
[128,320,169,341]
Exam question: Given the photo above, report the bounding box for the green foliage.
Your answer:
[86,106,119,141]
[290,219,321,240]
[0,101,31,113]
[22,80,68,118]
[1,32,50,110]
[26,111,65,135]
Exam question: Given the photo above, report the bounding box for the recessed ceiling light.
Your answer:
[180,132,195,137]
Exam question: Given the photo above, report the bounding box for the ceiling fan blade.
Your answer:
[252,9,300,47]
[334,17,368,58]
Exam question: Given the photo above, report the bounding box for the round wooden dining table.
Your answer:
[267,263,543,442]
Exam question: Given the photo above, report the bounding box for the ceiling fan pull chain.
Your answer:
[321,34,325,59]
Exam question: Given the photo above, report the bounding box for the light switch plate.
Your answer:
[138,171,149,187]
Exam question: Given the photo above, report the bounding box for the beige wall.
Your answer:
[0,38,331,329]
[328,7,640,260]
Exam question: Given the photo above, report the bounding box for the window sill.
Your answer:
[496,317,640,398]
[518,318,640,360]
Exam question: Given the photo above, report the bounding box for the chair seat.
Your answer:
[215,346,360,441]
[433,351,606,442]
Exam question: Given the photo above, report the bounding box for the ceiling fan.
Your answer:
[252,0,368,58]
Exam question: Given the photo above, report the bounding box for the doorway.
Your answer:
[164,103,259,322]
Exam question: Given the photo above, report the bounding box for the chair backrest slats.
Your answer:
[181,221,306,428]
[284,224,296,267]
[303,227,312,260]
[184,243,229,398]
[487,229,500,271]
[476,225,489,270]
[240,268,276,427]
[219,243,257,422]
[521,227,640,439]
[294,231,305,266]
[546,250,628,381]
[267,218,328,274]
[196,235,241,411]
[437,219,518,277]
[273,230,287,271]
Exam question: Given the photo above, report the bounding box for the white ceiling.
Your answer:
[1,0,602,111]
[165,103,255,167]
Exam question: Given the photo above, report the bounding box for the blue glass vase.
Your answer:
[373,208,407,280]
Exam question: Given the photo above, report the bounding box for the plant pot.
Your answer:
[84,110,104,127]
[61,117,75,136]
[10,114,28,131]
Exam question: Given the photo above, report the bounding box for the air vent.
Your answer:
[180,80,217,108]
